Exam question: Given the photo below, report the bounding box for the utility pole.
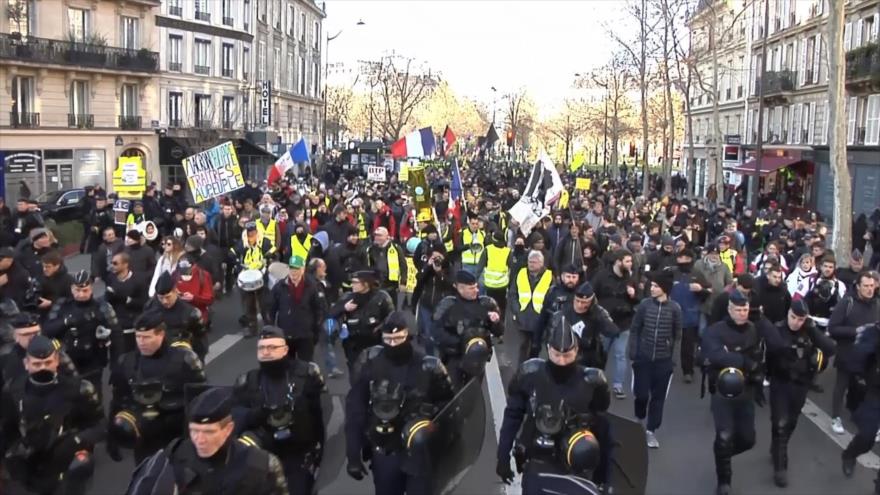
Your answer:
[751,0,770,211]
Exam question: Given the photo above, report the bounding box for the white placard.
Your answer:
[367,165,387,182]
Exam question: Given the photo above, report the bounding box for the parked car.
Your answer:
[36,188,86,223]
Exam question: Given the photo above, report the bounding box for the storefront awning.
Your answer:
[233,138,277,159]
[727,156,800,176]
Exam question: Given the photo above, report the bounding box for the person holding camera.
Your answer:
[411,243,454,356]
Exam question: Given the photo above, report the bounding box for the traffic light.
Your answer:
[506,130,514,147]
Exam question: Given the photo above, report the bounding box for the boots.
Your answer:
[771,432,789,487]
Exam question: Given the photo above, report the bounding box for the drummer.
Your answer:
[230,221,276,337]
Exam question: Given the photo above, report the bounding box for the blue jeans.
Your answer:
[322,319,340,371]
[417,303,436,357]
[602,330,630,389]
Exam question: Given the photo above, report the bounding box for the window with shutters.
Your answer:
[847,97,857,145]
[801,103,811,144]
[121,84,137,117]
[821,102,828,145]
[287,53,294,90]
[804,36,815,84]
[168,92,182,127]
[791,104,801,144]
[274,47,281,85]
[68,8,88,41]
[866,95,880,146]
[813,34,821,84]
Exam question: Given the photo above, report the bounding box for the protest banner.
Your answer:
[182,141,245,203]
[367,165,387,182]
[575,178,592,190]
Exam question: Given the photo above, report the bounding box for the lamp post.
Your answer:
[322,19,364,155]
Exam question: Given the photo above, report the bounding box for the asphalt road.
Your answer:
[58,254,880,494]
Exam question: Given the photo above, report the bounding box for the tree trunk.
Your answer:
[827,0,852,261]
[710,20,724,199]
[661,0,674,198]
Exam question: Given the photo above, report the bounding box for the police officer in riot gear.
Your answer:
[538,282,620,367]
[328,270,394,379]
[764,299,835,487]
[497,324,612,492]
[233,326,326,494]
[127,387,289,494]
[107,310,206,463]
[145,271,207,360]
[43,269,119,400]
[700,290,771,495]
[0,312,78,387]
[344,312,454,494]
[0,335,104,495]
[432,270,504,387]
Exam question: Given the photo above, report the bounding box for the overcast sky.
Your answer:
[323,0,625,114]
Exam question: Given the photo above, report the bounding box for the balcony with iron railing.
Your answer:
[222,68,234,78]
[168,5,182,16]
[0,33,159,73]
[195,11,211,22]
[169,118,182,128]
[846,43,880,92]
[119,115,141,130]
[68,113,94,128]
[194,118,213,129]
[9,112,40,128]
[754,70,796,97]
[194,65,210,75]
[223,16,234,26]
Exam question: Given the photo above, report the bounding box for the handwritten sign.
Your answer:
[113,156,146,199]
[367,165,386,182]
[575,178,592,190]
[182,141,245,203]
[398,164,409,182]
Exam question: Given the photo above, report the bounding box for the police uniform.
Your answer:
[0,312,79,386]
[145,272,208,360]
[700,291,769,495]
[496,325,612,490]
[344,313,455,495]
[43,270,119,400]
[108,311,207,464]
[539,283,620,367]
[233,326,326,495]
[764,300,835,487]
[145,387,289,495]
[842,320,880,490]
[328,271,395,380]
[432,270,504,388]
[1,336,103,495]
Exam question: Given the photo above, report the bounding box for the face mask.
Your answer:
[384,339,413,364]
[30,369,57,386]
[547,360,577,383]
[259,358,287,376]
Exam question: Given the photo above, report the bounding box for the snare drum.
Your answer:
[267,262,289,290]
[237,269,265,292]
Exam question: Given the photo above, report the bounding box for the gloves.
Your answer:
[496,458,515,485]
[346,459,367,481]
[754,385,766,407]
[742,357,760,374]
[106,437,123,462]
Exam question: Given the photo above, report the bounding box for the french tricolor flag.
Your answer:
[390,127,435,159]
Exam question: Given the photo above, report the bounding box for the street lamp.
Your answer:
[322,19,365,155]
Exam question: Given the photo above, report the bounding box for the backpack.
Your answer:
[125,440,180,495]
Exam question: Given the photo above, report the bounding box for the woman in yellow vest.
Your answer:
[509,250,553,364]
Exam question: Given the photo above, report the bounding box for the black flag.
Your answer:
[485,123,500,147]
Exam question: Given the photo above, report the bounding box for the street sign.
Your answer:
[260,80,272,127]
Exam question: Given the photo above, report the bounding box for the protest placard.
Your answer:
[367,165,387,182]
[182,141,245,203]
[575,178,592,190]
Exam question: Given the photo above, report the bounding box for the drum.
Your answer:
[267,262,289,290]
[237,269,264,292]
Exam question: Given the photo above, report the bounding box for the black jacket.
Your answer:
[591,267,639,329]
[0,261,31,307]
[628,297,683,362]
[268,276,325,339]
[829,293,880,372]
[411,263,454,311]
[755,277,792,324]
[124,243,156,277]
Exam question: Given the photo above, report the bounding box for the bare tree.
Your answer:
[541,100,590,166]
[366,54,440,140]
[827,0,851,258]
[503,89,535,150]
[326,85,355,147]
[590,54,637,177]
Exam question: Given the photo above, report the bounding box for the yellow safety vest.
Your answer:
[517,268,553,313]
[257,219,277,248]
[387,244,400,282]
[719,249,736,274]
[290,233,312,260]
[484,245,511,289]
[461,229,485,265]
[243,243,265,270]
[357,213,368,240]
[440,225,454,253]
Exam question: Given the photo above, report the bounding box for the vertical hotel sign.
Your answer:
[260,80,272,127]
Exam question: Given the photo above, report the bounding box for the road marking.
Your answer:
[205,334,244,364]
[487,353,521,495]
[802,398,880,469]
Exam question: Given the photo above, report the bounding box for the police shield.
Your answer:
[530,472,601,495]
[426,375,487,494]
[606,413,649,495]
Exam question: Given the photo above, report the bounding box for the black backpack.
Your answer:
[125,439,180,495]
